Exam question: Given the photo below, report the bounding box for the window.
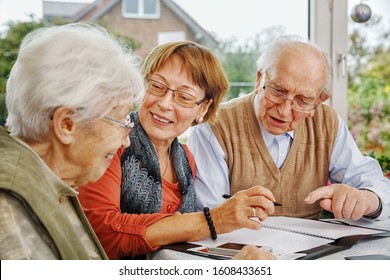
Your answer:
[122,0,160,19]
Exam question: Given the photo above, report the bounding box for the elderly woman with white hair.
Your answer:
[0,23,144,259]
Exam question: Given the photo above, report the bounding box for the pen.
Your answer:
[222,194,282,206]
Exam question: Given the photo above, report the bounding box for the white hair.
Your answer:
[6,22,144,141]
[256,35,333,95]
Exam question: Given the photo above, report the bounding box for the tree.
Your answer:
[215,26,285,100]
[347,15,390,159]
[348,15,390,82]
[0,17,43,121]
[0,16,59,125]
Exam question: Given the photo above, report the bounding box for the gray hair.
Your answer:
[256,35,333,95]
[6,23,144,141]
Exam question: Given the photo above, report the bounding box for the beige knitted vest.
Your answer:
[211,92,339,219]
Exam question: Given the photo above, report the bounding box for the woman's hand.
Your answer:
[211,186,276,234]
[232,245,276,260]
[146,187,276,247]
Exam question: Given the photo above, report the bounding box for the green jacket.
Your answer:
[0,127,108,259]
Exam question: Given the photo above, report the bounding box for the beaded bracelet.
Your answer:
[203,207,217,240]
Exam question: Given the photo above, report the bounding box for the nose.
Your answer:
[277,97,294,116]
[121,134,131,148]
[282,94,296,104]
[158,89,175,108]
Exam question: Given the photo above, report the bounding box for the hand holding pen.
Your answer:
[210,186,278,233]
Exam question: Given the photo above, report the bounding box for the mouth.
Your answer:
[151,113,173,124]
[269,115,288,125]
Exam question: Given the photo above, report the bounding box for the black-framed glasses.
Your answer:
[146,78,207,108]
[262,85,318,113]
[103,114,134,134]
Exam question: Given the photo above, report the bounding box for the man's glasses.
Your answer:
[262,85,318,113]
[146,79,207,108]
[103,114,134,135]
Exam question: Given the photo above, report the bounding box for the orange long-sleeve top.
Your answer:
[78,145,196,259]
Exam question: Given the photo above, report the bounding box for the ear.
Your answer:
[196,99,213,123]
[255,70,263,94]
[200,98,213,114]
[309,92,330,117]
[320,92,330,102]
[51,107,77,145]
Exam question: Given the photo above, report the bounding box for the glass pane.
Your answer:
[125,0,138,14]
[144,0,157,15]
[175,0,309,42]
[347,0,390,162]
[174,0,309,97]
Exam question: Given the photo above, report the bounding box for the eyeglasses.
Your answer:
[146,79,207,108]
[103,114,134,135]
[262,85,318,113]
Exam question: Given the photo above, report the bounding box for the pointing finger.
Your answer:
[304,186,334,204]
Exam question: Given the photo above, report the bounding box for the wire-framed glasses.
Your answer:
[103,114,134,134]
[146,78,207,108]
[262,85,318,113]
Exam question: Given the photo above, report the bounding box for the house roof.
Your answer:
[164,0,218,45]
[71,0,218,46]
[43,1,89,19]
[72,0,114,22]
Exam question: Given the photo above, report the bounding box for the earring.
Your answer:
[196,116,204,123]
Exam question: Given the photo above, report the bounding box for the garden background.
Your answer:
[0,15,389,177]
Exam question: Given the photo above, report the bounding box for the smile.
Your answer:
[152,113,172,124]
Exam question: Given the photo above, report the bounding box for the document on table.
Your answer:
[189,216,385,256]
[320,218,390,231]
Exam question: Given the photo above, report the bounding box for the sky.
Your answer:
[0,0,389,42]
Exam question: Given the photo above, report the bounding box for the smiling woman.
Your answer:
[77,41,276,261]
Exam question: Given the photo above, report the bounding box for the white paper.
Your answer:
[189,227,332,255]
[262,216,384,239]
[189,216,385,256]
[320,218,390,231]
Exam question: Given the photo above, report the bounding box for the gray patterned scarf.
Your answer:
[120,111,196,214]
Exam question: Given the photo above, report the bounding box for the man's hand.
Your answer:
[304,184,380,220]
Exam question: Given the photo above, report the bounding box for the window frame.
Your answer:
[122,0,160,19]
[310,0,348,121]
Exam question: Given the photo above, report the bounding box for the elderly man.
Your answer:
[188,35,390,221]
